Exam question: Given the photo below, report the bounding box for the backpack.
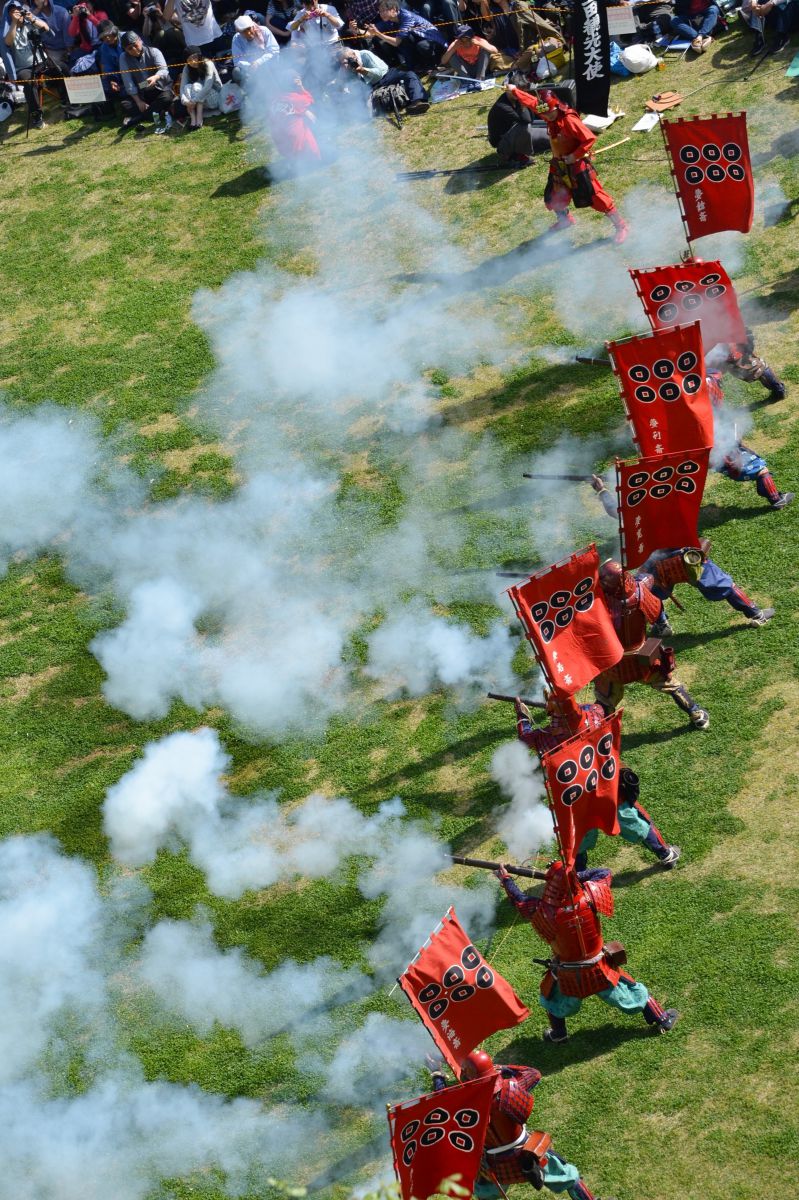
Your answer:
[369,80,409,124]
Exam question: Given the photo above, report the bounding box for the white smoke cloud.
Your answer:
[0,407,102,577]
[137,916,370,1048]
[365,606,517,700]
[103,726,406,899]
[0,835,326,1200]
[302,1012,432,1106]
[490,739,554,862]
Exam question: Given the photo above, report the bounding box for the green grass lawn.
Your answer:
[1,26,798,1200]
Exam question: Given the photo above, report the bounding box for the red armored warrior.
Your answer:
[430,1049,610,1199]
[504,85,629,244]
[593,559,710,729]
[497,860,679,1043]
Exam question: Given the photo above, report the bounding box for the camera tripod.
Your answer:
[24,28,57,136]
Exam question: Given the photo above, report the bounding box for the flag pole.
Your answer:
[388,907,452,996]
[659,113,693,257]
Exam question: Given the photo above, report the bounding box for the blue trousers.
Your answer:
[670,3,719,39]
[652,558,757,617]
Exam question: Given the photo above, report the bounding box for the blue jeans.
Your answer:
[669,3,719,39]
[379,66,427,101]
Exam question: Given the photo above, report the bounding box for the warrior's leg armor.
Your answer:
[643,996,680,1031]
[543,1013,569,1043]
[567,1181,599,1200]
[755,470,781,504]
[655,675,710,729]
[759,365,786,401]
[725,584,759,617]
[643,822,681,867]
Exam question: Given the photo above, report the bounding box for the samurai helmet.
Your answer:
[599,559,635,598]
[618,766,640,803]
[541,860,574,907]
[460,1049,495,1079]
[534,87,561,115]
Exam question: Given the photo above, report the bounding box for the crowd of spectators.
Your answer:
[0,0,796,138]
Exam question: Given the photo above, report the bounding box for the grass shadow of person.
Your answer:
[212,165,273,196]
[501,1018,658,1077]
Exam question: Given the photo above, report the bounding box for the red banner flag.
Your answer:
[617,448,709,570]
[507,545,624,699]
[607,322,714,457]
[662,113,754,241]
[542,712,621,872]
[630,260,747,349]
[388,1075,495,1200]
[398,908,529,1073]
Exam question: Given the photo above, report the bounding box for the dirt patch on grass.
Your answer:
[686,683,799,887]
[435,758,476,813]
[2,665,62,704]
[163,441,226,472]
[140,412,180,436]
[55,745,136,778]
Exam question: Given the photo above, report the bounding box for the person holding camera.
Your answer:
[118,28,174,129]
[3,0,52,126]
[287,0,342,46]
[29,0,73,71]
[67,0,108,53]
[368,0,447,72]
[337,42,428,108]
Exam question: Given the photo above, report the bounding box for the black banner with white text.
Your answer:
[574,0,611,116]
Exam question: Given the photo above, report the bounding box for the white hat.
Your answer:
[234,14,254,29]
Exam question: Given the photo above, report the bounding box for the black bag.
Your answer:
[369,81,409,117]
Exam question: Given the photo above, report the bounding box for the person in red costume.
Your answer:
[594,559,710,730]
[504,84,629,244]
[496,860,679,1044]
[267,70,322,166]
[429,1050,611,1200]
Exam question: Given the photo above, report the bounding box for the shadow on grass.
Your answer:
[612,862,667,888]
[620,723,695,752]
[501,1017,656,1075]
[698,501,773,529]
[211,165,273,197]
[392,232,604,296]
[307,1132,389,1193]
[368,730,508,792]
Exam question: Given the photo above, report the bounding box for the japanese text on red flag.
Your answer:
[607,322,714,457]
[662,113,754,240]
[507,545,623,698]
[388,1074,495,1200]
[398,908,528,1073]
[542,712,621,871]
[629,261,747,349]
[617,448,709,570]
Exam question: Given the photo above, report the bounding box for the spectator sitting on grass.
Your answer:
[439,22,498,75]
[368,0,447,72]
[30,0,73,71]
[265,0,297,43]
[67,0,108,53]
[337,42,429,106]
[668,0,719,52]
[232,13,279,83]
[740,0,791,53]
[119,28,174,129]
[178,44,221,125]
[96,19,124,95]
